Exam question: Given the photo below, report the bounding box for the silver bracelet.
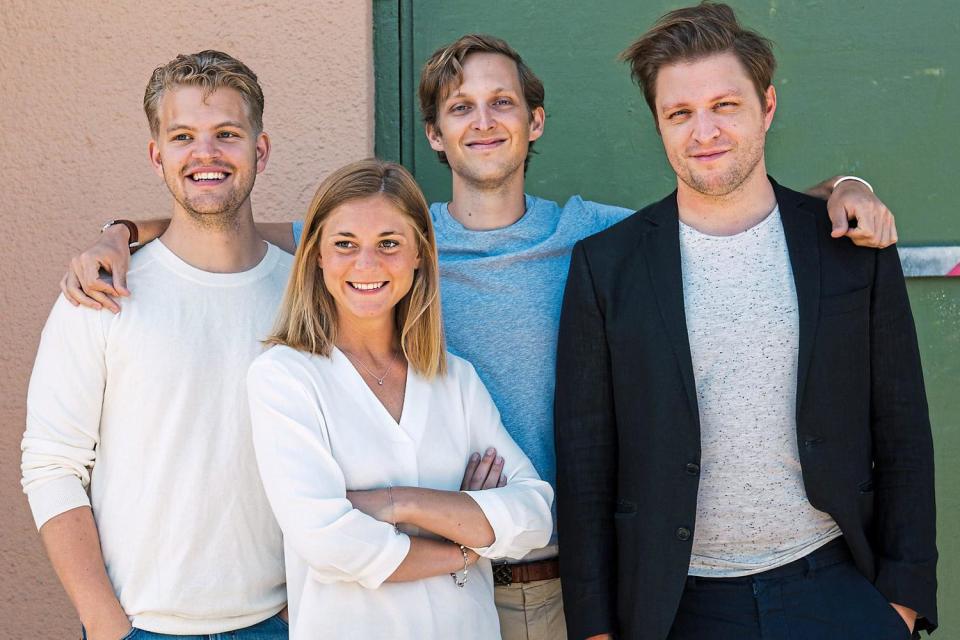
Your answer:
[832,175,874,193]
[450,544,469,588]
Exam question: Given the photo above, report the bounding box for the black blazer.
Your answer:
[554,180,937,640]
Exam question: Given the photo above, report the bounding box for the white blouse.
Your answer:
[247,345,554,639]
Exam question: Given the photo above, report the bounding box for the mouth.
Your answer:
[466,138,506,151]
[689,149,729,162]
[348,281,387,292]
[185,168,232,185]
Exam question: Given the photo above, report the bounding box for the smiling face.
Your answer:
[317,193,422,329]
[426,52,544,190]
[148,85,269,226]
[655,51,775,198]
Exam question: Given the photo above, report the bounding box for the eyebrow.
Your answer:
[445,87,513,101]
[330,230,403,237]
[165,120,246,133]
[660,89,745,112]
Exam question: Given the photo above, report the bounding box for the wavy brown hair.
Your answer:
[418,34,545,170]
[620,2,776,119]
[143,50,265,136]
[266,159,446,378]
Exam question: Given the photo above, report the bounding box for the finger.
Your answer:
[497,473,507,488]
[887,210,899,245]
[846,212,876,246]
[60,274,79,306]
[826,200,848,238]
[62,271,102,310]
[113,264,130,296]
[482,456,505,490]
[469,448,497,490]
[86,288,120,314]
[878,216,893,249]
[460,453,481,491]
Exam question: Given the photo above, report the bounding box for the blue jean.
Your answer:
[85,613,288,640]
[666,539,915,639]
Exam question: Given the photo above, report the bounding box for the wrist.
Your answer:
[100,219,139,249]
[389,486,414,524]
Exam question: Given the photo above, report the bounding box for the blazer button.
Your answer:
[685,462,700,475]
[676,527,692,541]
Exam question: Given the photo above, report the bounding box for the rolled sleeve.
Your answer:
[456,357,554,560]
[463,483,552,559]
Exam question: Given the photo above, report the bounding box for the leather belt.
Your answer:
[492,558,560,586]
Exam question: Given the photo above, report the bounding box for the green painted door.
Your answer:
[375,1,959,632]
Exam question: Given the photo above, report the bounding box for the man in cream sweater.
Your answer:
[21,51,292,639]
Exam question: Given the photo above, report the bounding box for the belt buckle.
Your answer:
[493,561,513,586]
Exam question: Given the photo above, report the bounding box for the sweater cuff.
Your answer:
[26,475,91,529]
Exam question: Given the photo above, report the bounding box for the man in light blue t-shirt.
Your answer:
[65,33,898,640]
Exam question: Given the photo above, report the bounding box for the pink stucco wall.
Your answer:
[0,2,374,636]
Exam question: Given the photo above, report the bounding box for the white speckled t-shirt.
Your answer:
[680,206,841,578]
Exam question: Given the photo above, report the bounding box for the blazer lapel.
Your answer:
[775,181,820,416]
[642,194,701,426]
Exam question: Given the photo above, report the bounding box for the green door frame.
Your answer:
[374,0,416,168]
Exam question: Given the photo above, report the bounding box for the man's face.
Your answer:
[426,52,544,190]
[654,51,775,197]
[148,86,269,226]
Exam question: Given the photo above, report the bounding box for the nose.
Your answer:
[472,104,496,131]
[354,246,380,270]
[191,133,221,160]
[691,110,720,144]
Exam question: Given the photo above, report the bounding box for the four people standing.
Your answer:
[25,3,937,640]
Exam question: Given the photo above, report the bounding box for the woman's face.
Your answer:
[317,193,422,329]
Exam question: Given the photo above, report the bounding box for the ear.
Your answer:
[426,122,445,153]
[255,131,272,174]
[762,85,777,132]
[148,139,164,178]
[528,105,545,142]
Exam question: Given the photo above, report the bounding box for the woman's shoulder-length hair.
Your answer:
[265,158,447,378]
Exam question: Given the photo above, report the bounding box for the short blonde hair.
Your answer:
[143,50,265,137]
[266,159,447,378]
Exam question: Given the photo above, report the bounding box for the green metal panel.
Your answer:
[375,1,959,632]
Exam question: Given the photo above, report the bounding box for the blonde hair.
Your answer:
[266,159,447,378]
[143,50,265,137]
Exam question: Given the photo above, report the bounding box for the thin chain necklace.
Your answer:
[340,348,399,386]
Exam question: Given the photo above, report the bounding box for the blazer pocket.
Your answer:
[820,286,870,317]
[614,497,638,519]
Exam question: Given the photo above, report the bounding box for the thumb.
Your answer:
[828,201,849,238]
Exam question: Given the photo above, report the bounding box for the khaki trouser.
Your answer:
[494,577,567,640]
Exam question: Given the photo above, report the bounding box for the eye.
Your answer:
[715,101,738,110]
[172,133,192,141]
[218,131,240,138]
[667,109,690,120]
[379,239,400,249]
[493,98,513,107]
[450,103,471,114]
[334,240,355,250]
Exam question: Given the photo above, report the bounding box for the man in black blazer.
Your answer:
[554,4,937,640]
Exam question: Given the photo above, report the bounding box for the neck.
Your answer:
[335,315,400,363]
[160,199,266,272]
[448,168,527,230]
[676,164,777,236]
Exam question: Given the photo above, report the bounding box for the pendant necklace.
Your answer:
[341,348,397,386]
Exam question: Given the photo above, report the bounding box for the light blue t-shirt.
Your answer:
[292,195,632,489]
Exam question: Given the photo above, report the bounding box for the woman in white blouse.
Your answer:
[246,159,554,639]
